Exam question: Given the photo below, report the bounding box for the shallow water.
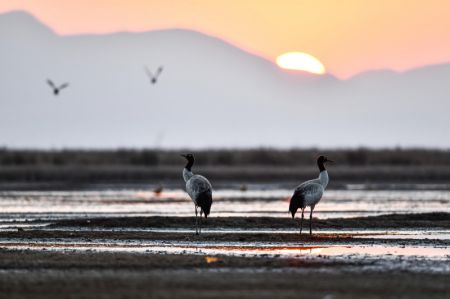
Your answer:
[4,225,448,241]
[1,239,447,258]
[1,235,448,272]
[0,185,448,274]
[0,187,449,222]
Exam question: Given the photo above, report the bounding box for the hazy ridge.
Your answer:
[0,11,449,148]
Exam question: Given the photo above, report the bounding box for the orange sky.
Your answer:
[2,0,450,78]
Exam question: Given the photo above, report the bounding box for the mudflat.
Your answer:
[0,213,449,298]
[0,250,448,299]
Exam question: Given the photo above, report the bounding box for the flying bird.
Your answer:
[46,79,69,96]
[289,155,333,235]
[181,154,213,235]
[144,66,163,84]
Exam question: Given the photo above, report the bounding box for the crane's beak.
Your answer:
[180,154,187,158]
[327,159,335,163]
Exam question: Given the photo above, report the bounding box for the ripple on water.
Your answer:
[0,189,449,221]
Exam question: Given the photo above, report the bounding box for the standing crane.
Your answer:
[289,155,333,235]
[181,154,213,235]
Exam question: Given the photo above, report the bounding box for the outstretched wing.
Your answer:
[59,83,69,90]
[47,79,56,89]
[155,66,163,77]
[144,66,154,78]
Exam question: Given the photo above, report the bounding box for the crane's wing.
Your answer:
[290,183,323,209]
[295,183,323,199]
[155,66,163,77]
[186,174,213,216]
[47,79,56,89]
[59,83,69,90]
[144,66,154,78]
[186,175,212,200]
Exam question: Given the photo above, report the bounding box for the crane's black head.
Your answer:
[317,155,333,171]
[317,155,333,163]
[181,153,195,171]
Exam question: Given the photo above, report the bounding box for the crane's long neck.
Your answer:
[319,170,329,189]
[185,159,194,171]
[317,159,329,188]
[183,168,193,182]
[182,159,194,182]
[318,160,326,172]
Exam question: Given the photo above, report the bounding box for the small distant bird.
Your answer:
[47,79,69,95]
[181,154,213,235]
[289,155,333,235]
[153,185,164,195]
[144,65,163,84]
[239,184,248,192]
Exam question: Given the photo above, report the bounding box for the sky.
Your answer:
[2,0,450,78]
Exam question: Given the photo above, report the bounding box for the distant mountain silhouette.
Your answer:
[0,11,448,148]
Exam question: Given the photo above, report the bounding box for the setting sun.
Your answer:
[276,52,326,75]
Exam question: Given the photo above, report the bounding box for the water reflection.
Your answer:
[0,238,447,259]
[0,189,449,223]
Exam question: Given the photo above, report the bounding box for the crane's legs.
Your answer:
[299,208,305,234]
[309,205,315,235]
[195,205,199,235]
[199,210,203,234]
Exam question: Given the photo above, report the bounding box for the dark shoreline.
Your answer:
[0,148,449,188]
[1,180,450,192]
[1,165,450,187]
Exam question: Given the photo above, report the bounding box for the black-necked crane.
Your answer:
[144,65,163,84]
[289,155,333,235]
[181,154,213,235]
[47,79,69,96]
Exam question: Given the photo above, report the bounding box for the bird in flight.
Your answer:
[47,79,69,96]
[144,66,163,84]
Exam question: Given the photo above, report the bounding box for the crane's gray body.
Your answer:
[291,171,329,211]
[183,168,213,217]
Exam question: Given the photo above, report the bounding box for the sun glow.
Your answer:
[276,52,326,75]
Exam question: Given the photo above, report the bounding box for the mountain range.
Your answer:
[0,11,448,148]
